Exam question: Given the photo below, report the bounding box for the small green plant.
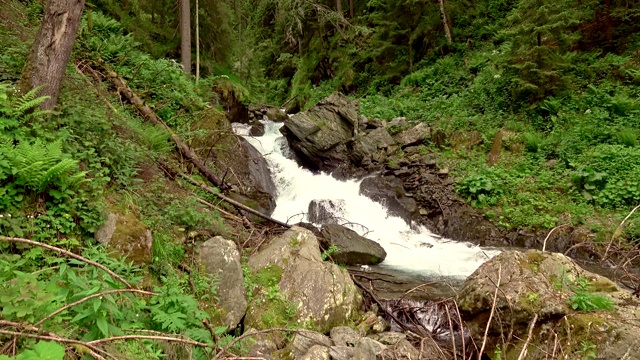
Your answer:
[0,341,65,360]
[456,173,503,208]
[567,276,615,311]
[321,244,340,261]
[492,344,503,360]
[527,292,539,303]
[577,341,597,360]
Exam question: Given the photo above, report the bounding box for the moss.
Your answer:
[587,280,618,293]
[518,251,544,273]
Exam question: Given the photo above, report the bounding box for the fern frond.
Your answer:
[12,85,49,118]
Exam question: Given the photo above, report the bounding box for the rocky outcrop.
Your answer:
[359,175,418,224]
[192,110,277,215]
[280,93,359,172]
[319,224,387,265]
[458,249,640,359]
[196,237,247,327]
[308,199,346,224]
[246,226,363,333]
[393,122,430,148]
[94,211,152,265]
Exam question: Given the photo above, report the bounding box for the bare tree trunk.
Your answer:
[349,0,354,18]
[20,0,86,111]
[179,0,191,74]
[336,0,342,14]
[195,0,199,81]
[438,0,452,44]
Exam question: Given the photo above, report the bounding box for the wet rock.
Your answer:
[393,122,430,148]
[330,326,362,346]
[249,121,265,136]
[308,199,346,224]
[359,175,418,224]
[266,107,288,122]
[280,93,358,172]
[95,211,152,265]
[196,237,246,327]
[320,224,387,265]
[246,226,363,332]
[291,330,332,359]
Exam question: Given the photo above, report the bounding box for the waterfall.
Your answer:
[233,120,499,279]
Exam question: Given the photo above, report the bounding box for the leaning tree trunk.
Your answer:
[20,0,86,111]
[179,0,191,74]
[438,0,452,44]
[336,0,342,15]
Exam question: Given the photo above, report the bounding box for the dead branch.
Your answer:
[0,236,132,288]
[35,289,156,327]
[604,204,640,260]
[541,224,569,252]
[92,61,227,190]
[87,334,216,349]
[516,314,538,360]
[180,173,291,228]
[479,264,501,359]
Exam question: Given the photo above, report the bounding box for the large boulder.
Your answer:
[350,127,396,166]
[246,226,363,333]
[359,175,418,224]
[458,249,640,359]
[319,224,387,265]
[193,110,277,215]
[196,237,247,327]
[280,93,358,172]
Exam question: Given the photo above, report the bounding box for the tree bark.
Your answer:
[179,0,191,74]
[349,0,354,18]
[195,0,199,81]
[438,0,452,44]
[20,0,86,111]
[336,0,342,15]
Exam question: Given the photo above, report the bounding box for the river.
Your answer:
[233,119,500,279]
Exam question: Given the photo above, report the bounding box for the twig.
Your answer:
[542,224,568,252]
[479,264,501,360]
[35,289,156,326]
[196,197,243,222]
[0,236,132,288]
[516,314,538,360]
[87,334,216,348]
[444,303,458,360]
[604,204,640,260]
[0,327,113,360]
[180,173,291,228]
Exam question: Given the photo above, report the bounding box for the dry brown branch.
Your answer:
[0,327,113,360]
[604,203,640,260]
[542,224,569,252]
[479,264,501,359]
[516,314,538,360]
[444,303,458,360]
[180,173,291,228]
[92,61,227,190]
[35,289,156,327]
[87,334,217,348]
[0,236,132,288]
[197,197,243,223]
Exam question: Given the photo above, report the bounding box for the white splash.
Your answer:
[233,120,499,278]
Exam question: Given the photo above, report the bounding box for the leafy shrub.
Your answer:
[457,173,504,208]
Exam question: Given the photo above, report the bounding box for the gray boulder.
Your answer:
[393,122,430,148]
[94,211,152,265]
[280,93,358,172]
[459,249,640,359]
[308,199,346,224]
[300,345,330,360]
[320,224,387,265]
[359,175,418,224]
[350,127,396,165]
[330,326,362,346]
[291,330,332,359]
[196,237,247,327]
[246,226,363,333]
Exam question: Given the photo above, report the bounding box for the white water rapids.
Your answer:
[233,120,499,279]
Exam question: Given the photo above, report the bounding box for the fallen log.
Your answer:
[94,61,227,190]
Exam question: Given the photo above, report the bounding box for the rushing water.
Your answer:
[233,120,499,279]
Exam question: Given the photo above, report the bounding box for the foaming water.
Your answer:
[233,120,499,278]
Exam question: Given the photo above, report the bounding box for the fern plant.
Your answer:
[4,140,87,192]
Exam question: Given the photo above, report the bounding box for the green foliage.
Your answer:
[321,244,340,261]
[567,276,615,312]
[0,341,65,360]
[457,173,503,208]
